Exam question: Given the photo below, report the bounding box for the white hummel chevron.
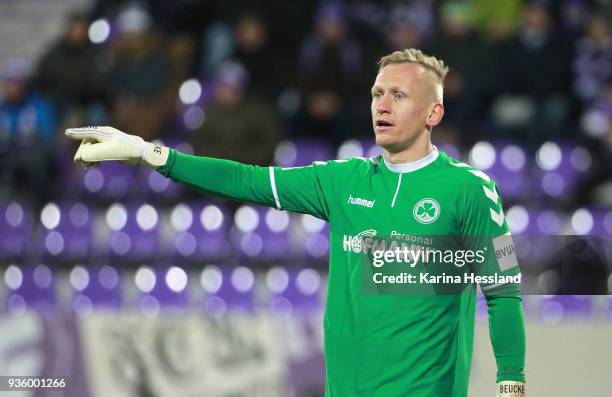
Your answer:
[468,169,491,183]
[482,185,499,204]
[490,207,505,227]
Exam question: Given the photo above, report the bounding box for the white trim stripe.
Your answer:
[391,174,403,208]
[269,167,281,210]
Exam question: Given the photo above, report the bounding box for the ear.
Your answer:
[426,102,444,128]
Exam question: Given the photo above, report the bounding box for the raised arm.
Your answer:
[66,126,333,220]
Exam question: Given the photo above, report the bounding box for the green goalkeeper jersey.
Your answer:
[158,146,526,397]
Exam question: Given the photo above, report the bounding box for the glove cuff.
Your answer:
[496,381,526,396]
[142,142,170,168]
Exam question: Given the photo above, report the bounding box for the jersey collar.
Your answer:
[382,146,439,174]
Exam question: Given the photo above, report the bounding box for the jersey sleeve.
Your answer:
[459,177,521,296]
[458,175,526,382]
[158,149,335,220]
[270,161,335,220]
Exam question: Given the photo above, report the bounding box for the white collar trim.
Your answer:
[383,146,439,173]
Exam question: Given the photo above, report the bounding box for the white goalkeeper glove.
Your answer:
[496,381,525,396]
[65,126,169,169]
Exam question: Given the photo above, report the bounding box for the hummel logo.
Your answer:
[348,194,375,208]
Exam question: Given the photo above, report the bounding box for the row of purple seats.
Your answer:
[1,199,609,263]
[4,263,610,320]
[2,264,323,317]
[0,201,330,262]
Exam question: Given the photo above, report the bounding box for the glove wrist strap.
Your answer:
[496,381,526,396]
[142,142,169,168]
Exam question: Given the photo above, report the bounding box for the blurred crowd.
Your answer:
[0,0,611,208]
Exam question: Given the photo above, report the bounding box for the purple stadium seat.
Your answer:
[275,139,333,167]
[102,203,161,262]
[4,264,56,313]
[298,214,330,259]
[485,142,532,201]
[38,202,93,261]
[73,161,140,202]
[167,202,232,260]
[0,201,34,261]
[201,265,254,314]
[588,208,612,236]
[266,267,322,314]
[137,167,183,202]
[148,266,189,308]
[232,205,292,259]
[535,142,591,199]
[70,265,122,311]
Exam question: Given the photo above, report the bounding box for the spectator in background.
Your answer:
[574,78,612,206]
[493,2,574,144]
[573,14,612,103]
[468,0,523,41]
[106,3,175,141]
[0,58,57,204]
[35,12,107,128]
[294,2,365,144]
[231,12,283,101]
[427,2,497,140]
[190,62,281,166]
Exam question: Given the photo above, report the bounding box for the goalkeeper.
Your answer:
[66,49,526,397]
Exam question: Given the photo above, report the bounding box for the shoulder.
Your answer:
[434,151,504,211]
[437,151,498,189]
[314,156,377,171]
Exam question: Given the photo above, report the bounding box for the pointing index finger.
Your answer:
[65,126,108,141]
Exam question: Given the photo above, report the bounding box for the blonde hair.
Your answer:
[378,48,449,81]
[378,49,449,99]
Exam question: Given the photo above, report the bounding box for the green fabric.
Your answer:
[158,148,526,396]
[486,294,527,382]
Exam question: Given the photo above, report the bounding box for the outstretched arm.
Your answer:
[66,126,333,220]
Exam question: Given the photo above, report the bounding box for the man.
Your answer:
[1,57,57,204]
[66,49,526,397]
[191,61,281,166]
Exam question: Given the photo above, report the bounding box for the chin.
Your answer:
[375,133,397,150]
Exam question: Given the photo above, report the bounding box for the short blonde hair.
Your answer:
[378,48,448,100]
[378,48,449,83]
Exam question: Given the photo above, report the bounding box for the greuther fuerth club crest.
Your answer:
[413,198,440,224]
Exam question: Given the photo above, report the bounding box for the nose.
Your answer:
[375,94,391,114]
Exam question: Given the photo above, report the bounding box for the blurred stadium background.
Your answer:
[0,0,611,396]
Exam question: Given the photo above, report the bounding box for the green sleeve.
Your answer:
[458,175,526,382]
[157,149,333,220]
[157,149,276,207]
[486,294,526,382]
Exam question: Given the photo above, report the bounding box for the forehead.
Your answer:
[372,63,425,89]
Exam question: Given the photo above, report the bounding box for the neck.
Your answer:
[383,133,434,164]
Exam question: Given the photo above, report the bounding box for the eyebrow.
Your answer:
[371,86,406,94]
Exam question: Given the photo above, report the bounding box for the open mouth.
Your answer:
[375,120,394,128]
